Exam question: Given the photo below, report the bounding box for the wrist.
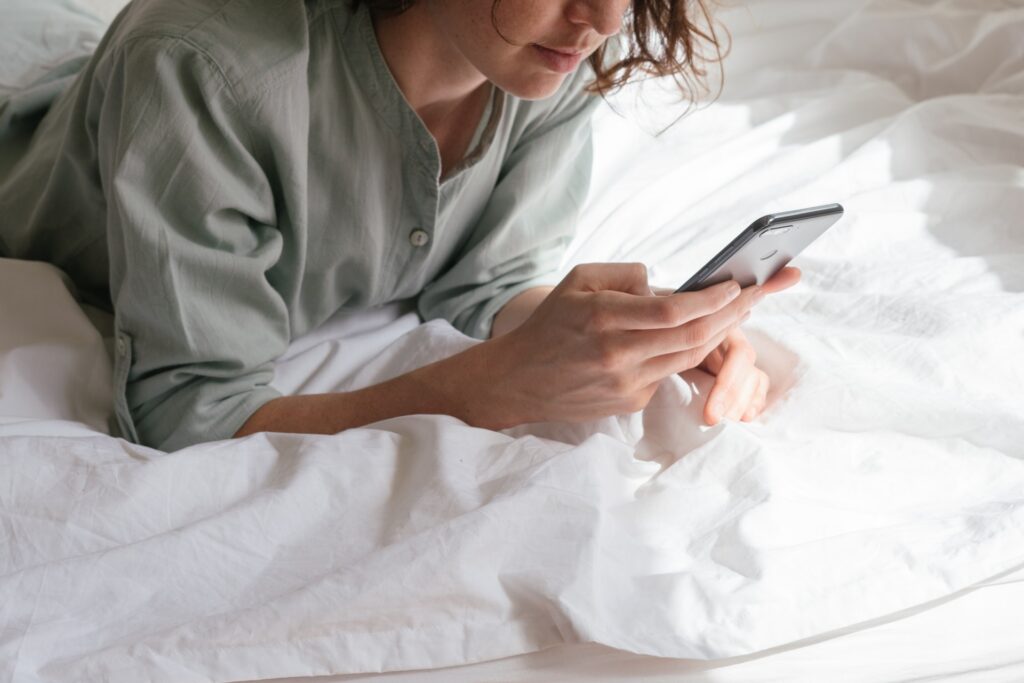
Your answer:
[415,335,524,430]
[490,285,554,338]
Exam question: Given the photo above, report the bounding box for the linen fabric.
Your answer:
[0,0,602,451]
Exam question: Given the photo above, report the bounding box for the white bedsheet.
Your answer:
[2,0,1023,681]
[302,563,1024,683]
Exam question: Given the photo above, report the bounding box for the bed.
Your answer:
[1,0,1023,681]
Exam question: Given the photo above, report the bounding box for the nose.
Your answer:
[566,0,627,37]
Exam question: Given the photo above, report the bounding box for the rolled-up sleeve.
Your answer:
[98,36,286,451]
[416,67,603,340]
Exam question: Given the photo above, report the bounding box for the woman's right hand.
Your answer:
[474,263,764,428]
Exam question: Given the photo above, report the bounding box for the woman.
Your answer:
[0,0,797,451]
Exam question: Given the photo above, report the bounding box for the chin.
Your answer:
[500,73,570,101]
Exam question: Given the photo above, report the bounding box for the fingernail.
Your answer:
[727,283,741,300]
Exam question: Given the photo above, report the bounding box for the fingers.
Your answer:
[645,325,772,425]
[562,262,654,297]
[741,371,770,422]
[761,266,801,294]
[624,284,761,360]
[659,280,748,323]
[564,263,799,336]
[700,344,726,375]
[727,371,761,422]
[637,315,740,386]
[702,333,757,425]
[582,280,744,332]
[707,365,771,426]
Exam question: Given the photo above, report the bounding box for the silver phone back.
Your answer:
[679,204,843,291]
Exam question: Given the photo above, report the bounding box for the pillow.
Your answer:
[0,258,113,433]
[0,0,117,98]
[0,0,125,166]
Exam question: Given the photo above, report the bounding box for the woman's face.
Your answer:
[424,0,629,99]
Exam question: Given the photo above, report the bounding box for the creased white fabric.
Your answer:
[0,259,112,432]
[2,0,1024,681]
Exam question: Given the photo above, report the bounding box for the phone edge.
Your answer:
[672,203,844,294]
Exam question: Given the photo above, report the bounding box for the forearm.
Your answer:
[233,336,515,438]
[490,286,555,338]
[235,286,552,439]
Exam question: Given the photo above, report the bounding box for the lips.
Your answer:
[532,44,586,74]
[542,45,586,55]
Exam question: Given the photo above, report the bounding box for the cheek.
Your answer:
[452,0,574,99]
[490,0,562,45]
[452,2,517,66]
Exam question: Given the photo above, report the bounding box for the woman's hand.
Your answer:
[474,263,764,429]
[698,328,769,424]
[656,267,801,425]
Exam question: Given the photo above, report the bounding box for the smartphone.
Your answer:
[674,203,844,293]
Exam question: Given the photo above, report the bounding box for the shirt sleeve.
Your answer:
[98,36,287,452]
[416,66,603,340]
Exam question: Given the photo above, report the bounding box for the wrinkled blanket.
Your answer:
[2,0,1023,681]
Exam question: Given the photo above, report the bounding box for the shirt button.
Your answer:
[116,336,127,356]
[409,228,430,247]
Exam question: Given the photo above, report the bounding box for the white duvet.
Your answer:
[2,0,1023,681]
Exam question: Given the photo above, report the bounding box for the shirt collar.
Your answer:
[338,2,505,182]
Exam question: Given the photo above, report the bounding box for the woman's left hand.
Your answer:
[653,266,801,425]
[697,328,768,425]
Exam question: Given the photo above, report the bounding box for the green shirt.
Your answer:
[0,0,601,451]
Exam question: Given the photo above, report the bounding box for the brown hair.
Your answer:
[356,0,728,103]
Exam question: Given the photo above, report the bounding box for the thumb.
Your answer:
[761,266,801,294]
